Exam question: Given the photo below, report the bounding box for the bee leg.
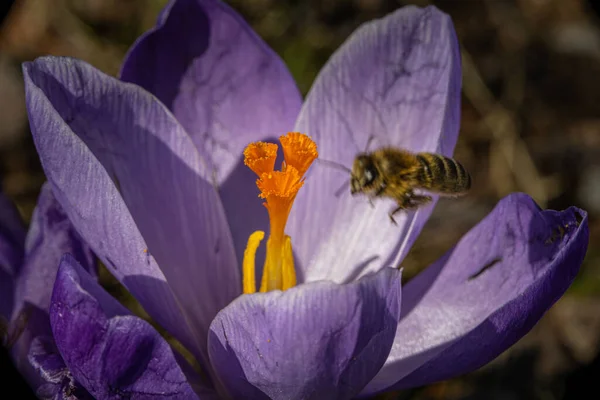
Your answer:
[389,204,405,225]
[407,194,432,208]
[389,195,410,225]
[389,211,398,225]
[389,193,432,225]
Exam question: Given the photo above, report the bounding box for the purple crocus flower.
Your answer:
[1,0,589,398]
[1,183,96,398]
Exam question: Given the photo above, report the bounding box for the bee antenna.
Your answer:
[364,135,376,153]
[316,158,352,174]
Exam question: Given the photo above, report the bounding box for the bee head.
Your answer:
[351,154,378,194]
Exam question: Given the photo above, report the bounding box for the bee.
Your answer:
[350,148,471,224]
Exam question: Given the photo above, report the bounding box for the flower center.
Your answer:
[242,132,318,294]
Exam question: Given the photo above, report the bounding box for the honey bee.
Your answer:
[350,148,471,224]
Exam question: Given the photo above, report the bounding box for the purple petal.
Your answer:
[28,336,67,384]
[208,267,402,399]
[121,0,302,266]
[35,383,61,400]
[50,255,200,400]
[287,6,461,283]
[15,182,96,314]
[9,183,95,387]
[0,190,25,319]
[29,335,94,400]
[24,56,240,366]
[363,193,588,395]
[121,0,300,174]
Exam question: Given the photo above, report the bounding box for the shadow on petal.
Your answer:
[121,0,210,110]
[122,274,216,384]
[208,329,270,400]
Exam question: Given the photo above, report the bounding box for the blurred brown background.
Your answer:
[0,0,598,399]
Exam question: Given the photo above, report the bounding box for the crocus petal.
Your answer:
[24,56,239,367]
[15,182,96,312]
[0,190,25,319]
[23,58,198,364]
[208,267,402,399]
[10,183,95,387]
[29,335,94,399]
[287,6,461,283]
[363,193,588,395]
[121,0,301,177]
[50,255,200,400]
[121,0,302,265]
[29,336,68,384]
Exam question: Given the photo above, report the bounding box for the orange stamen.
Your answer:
[242,133,317,293]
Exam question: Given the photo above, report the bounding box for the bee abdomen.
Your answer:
[416,153,471,194]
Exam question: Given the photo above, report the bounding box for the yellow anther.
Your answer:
[243,231,265,294]
[281,235,296,290]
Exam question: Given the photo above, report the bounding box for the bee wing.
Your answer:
[418,187,467,198]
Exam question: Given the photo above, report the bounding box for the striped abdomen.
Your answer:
[415,153,471,194]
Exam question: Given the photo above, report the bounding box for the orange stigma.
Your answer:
[242,132,318,293]
[243,142,278,177]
